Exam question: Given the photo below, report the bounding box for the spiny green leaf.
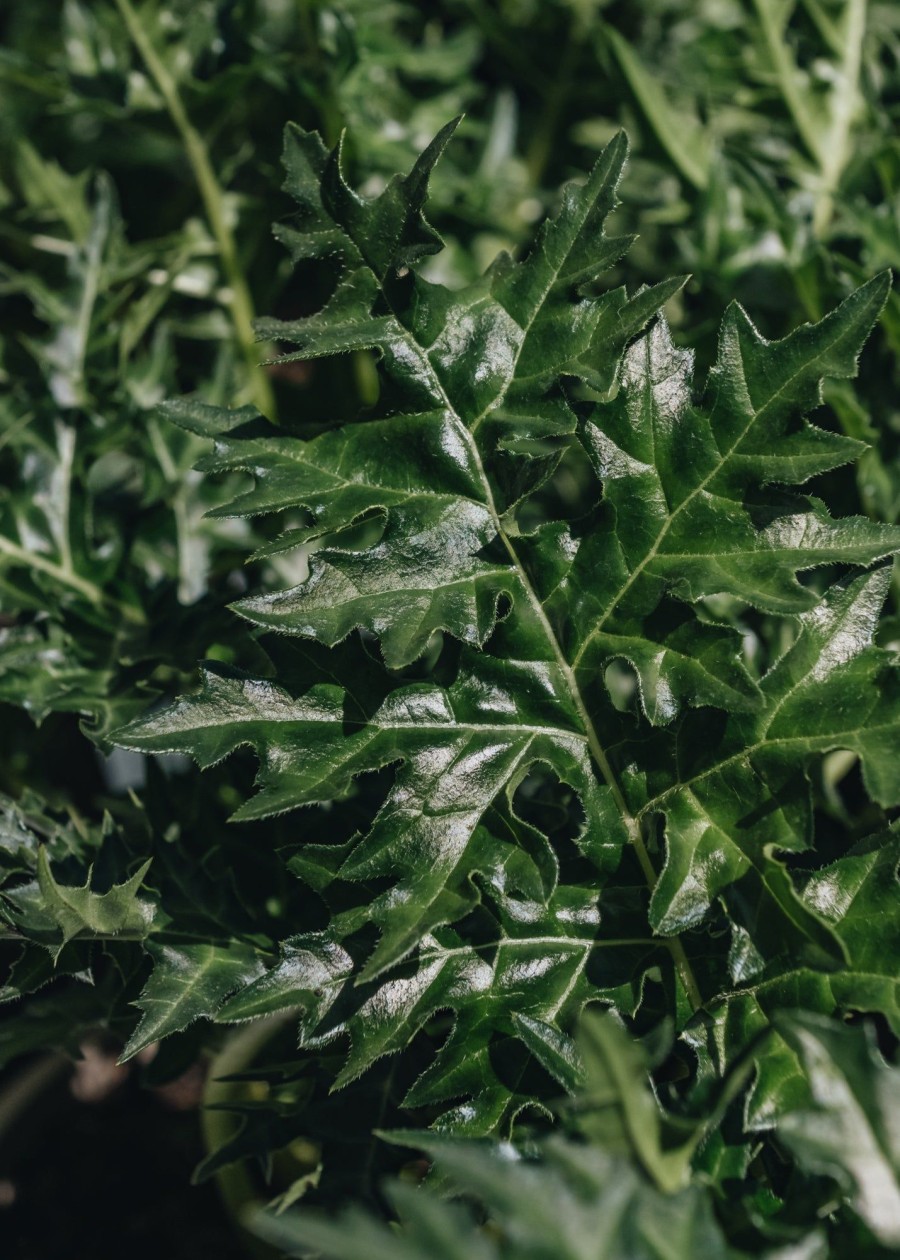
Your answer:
[648,567,900,936]
[118,660,625,985]
[113,124,899,1141]
[575,284,894,712]
[120,940,265,1062]
[4,0,900,1244]
[8,848,155,949]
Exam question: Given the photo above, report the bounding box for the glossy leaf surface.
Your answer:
[3,3,900,1250]
[113,127,900,1146]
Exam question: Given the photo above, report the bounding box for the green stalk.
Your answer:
[526,21,578,186]
[605,26,710,193]
[147,416,196,604]
[0,535,144,623]
[813,0,867,235]
[298,0,344,146]
[754,0,868,237]
[753,0,825,168]
[199,1016,291,1259]
[113,0,276,421]
[800,0,844,55]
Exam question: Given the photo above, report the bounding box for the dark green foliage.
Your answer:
[1,3,898,1256]
[258,1010,900,1258]
[111,125,900,1245]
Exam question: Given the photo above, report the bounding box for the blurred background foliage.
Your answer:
[0,1,898,1255]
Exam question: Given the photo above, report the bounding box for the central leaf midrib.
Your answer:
[422,367,709,1000]
[358,280,631,802]
[571,309,872,669]
[161,709,588,743]
[335,183,704,1009]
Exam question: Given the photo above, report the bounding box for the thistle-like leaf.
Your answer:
[8,848,155,951]
[115,124,900,1130]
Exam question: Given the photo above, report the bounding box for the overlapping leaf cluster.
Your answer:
[261,1010,900,1259]
[10,123,882,1245]
[0,0,550,801]
[0,165,261,755]
[2,0,898,788]
[594,0,900,553]
[1,4,899,1253]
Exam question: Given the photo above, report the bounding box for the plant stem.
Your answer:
[70,181,109,406]
[753,0,825,169]
[605,26,709,193]
[813,0,867,235]
[200,1016,291,1258]
[0,535,142,622]
[298,0,344,146]
[113,0,276,421]
[457,433,704,1013]
[800,0,844,55]
[147,416,195,604]
[754,0,868,236]
[0,544,146,622]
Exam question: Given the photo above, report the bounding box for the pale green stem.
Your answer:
[113,0,276,420]
[526,20,577,186]
[201,1016,291,1259]
[605,27,709,193]
[70,197,106,406]
[754,0,868,237]
[298,0,344,145]
[0,535,101,605]
[0,536,146,623]
[147,416,193,603]
[793,266,823,323]
[753,0,826,167]
[53,426,77,579]
[813,0,867,235]
[800,0,844,55]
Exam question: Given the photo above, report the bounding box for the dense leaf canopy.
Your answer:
[1,4,899,1252]
[109,125,900,1164]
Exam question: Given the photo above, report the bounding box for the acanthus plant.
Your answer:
[2,120,900,1248]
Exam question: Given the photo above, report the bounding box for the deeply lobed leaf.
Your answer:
[112,123,900,1139]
